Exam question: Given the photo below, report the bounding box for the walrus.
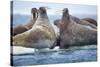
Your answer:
[12,25,27,36]
[71,16,97,29]
[24,8,38,30]
[13,7,56,49]
[54,15,97,29]
[79,19,97,29]
[54,15,97,47]
[82,18,97,26]
[59,8,97,49]
[12,8,37,36]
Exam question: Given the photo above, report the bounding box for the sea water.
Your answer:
[11,45,97,66]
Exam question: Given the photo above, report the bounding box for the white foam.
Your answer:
[53,46,60,50]
[12,45,96,55]
[12,46,35,54]
[12,45,60,54]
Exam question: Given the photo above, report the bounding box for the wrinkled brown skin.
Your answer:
[12,8,38,36]
[13,7,56,49]
[12,25,28,36]
[82,18,97,26]
[59,8,97,49]
[54,15,97,47]
[79,20,97,29]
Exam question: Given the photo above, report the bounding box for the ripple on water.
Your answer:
[12,45,97,66]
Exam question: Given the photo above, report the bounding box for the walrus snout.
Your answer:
[31,8,38,19]
[39,7,46,14]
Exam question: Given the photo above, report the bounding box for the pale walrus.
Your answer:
[13,7,56,49]
[12,8,37,36]
[59,8,97,49]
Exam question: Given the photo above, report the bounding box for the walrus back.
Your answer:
[33,16,56,39]
[61,21,97,48]
[13,24,56,48]
[82,18,97,26]
[13,25,28,36]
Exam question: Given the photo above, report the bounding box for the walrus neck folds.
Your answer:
[62,14,70,24]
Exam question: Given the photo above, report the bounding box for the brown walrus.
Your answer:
[59,8,97,49]
[12,25,27,36]
[54,15,97,47]
[79,19,97,29]
[82,18,97,26]
[13,7,56,49]
[24,8,38,30]
[71,16,97,29]
[12,8,37,36]
[54,15,97,29]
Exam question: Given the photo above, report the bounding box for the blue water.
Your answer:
[12,47,97,66]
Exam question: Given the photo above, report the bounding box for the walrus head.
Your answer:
[39,7,47,14]
[59,8,71,33]
[62,8,70,22]
[31,8,37,13]
[38,7,48,19]
[31,8,38,19]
